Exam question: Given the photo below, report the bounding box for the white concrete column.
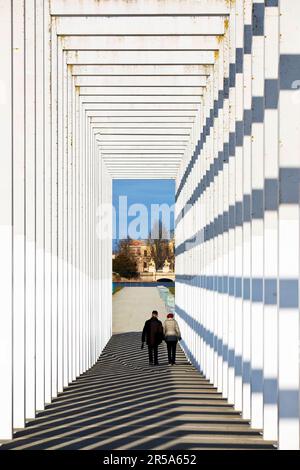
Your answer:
[62,48,69,389]
[92,123,95,366]
[83,107,88,372]
[81,104,86,374]
[67,63,74,384]
[263,1,279,441]
[202,73,211,380]
[44,0,52,405]
[217,40,225,394]
[194,107,202,373]
[25,0,37,420]
[75,86,81,378]
[51,19,58,399]
[222,22,230,400]
[36,0,46,412]
[87,115,91,369]
[242,0,253,421]
[12,0,26,429]
[251,0,265,429]
[100,141,105,353]
[57,36,64,394]
[79,95,84,376]
[208,72,215,381]
[212,55,219,387]
[94,135,99,360]
[234,0,244,412]
[89,123,94,368]
[227,1,236,405]
[278,0,300,450]
[0,0,13,440]
[72,74,78,382]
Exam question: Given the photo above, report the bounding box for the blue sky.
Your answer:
[112,179,175,249]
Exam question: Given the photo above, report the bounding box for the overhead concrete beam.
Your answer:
[76,85,205,95]
[80,101,201,111]
[98,142,189,147]
[104,164,180,172]
[90,122,194,128]
[71,64,213,76]
[66,50,216,65]
[56,16,225,36]
[62,35,221,51]
[99,144,188,149]
[51,0,229,16]
[102,155,183,161]
[101,150,186,155]
[104,164,182,171]
[83,112,196,118]
[98,145,188,150]
[96,135,190,141]
[84,106,197,115]
[75,76,208,87]
[79,92,203,102]
[105,173,177,178]
[82,109,199,117]
[89,116,196,122]
[94,128,191,135]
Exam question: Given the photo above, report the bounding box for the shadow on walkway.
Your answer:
[1,333,276,450]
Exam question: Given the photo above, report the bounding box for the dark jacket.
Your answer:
[142,317,164,347]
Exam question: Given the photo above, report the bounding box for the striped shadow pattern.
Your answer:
[1,333,276,450]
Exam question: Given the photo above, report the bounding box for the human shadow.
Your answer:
[1,332,276,450]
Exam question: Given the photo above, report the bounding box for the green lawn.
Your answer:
[113,286,124,295]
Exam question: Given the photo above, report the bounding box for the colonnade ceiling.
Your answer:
[51,0,229,179]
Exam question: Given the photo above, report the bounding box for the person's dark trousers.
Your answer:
[167,341,177,364]
[148,345,159,364]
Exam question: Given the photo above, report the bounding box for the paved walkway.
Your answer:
[1,287,276,450]
[113,287,168,334]
[1,332,275,450]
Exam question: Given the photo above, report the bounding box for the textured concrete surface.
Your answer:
[112,287,168,334]
[0,333,276,450]
[0,288,276,450]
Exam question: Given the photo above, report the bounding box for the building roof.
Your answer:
[129,240,145,247]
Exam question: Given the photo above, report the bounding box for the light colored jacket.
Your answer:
[163,318,181,339]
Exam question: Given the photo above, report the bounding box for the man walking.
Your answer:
[141,310,163,366]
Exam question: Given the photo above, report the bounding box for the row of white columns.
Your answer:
[0,0,112,441]
[175,0,300,450]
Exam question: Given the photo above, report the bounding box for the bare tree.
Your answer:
[116,237,132,256]
[148,220,173,270]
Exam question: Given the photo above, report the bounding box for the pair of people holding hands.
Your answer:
[141,310,181,366]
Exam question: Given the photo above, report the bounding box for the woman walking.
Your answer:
[163,313,181,365]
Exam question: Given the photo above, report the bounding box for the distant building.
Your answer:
[127,239,175,274]
[128,240,152,273]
